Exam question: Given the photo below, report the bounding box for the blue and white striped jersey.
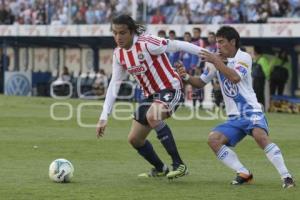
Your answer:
[200,49,262,116]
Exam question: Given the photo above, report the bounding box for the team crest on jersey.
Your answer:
[235,65,247,76]
[138,53,145,60]
[127,65,147,75]
[222,79,238,98]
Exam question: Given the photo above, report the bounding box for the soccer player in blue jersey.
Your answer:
[176,26,295,188]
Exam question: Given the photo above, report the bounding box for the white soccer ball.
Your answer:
[49,158,74,183]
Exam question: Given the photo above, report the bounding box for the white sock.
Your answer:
[264,143,291,179]
[217,145,250,175]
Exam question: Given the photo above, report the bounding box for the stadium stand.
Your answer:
[0,0,299,25]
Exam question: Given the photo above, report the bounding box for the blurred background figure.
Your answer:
[0,48,10,93]
[180,31,193,75]
[157,29,167,38]
[150,8,166,24]
[206,32,217,53]
[167,30,180,67]
[84,69,108,97]
[252,46,271,107]
[61,66,71,82]
[52,66,71,97]
[191,27,206,71]
[212,77,223,113]
[192,67,204,109]
[270,50,290,96]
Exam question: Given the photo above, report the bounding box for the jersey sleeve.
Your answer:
[99,53,127,120]
[200,62,217,83]
[233,54,252,79]
[166,39,206,55]
[145,35,168,55]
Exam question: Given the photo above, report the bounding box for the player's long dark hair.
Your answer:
[111,14,146,36]
[216,26,240,49]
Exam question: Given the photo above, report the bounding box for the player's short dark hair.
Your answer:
[169,30,176,35]
[158,30,166,36]
[111,14,146,35]
[216,26,240,48]
[208,32,216,37]
[193,27,201,33]
[184,32,191,37]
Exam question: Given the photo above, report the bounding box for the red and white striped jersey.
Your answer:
[113,34,182,97]
[100,34,205,120]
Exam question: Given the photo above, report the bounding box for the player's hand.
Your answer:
[199,50,222,64]
[217,52,227,62]
[174,61,187,79]
[96,120,107,138]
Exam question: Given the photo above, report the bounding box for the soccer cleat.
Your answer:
[138,164,169,178]
[282,177,296,189]
[231,173,253,185]
[166,164,188,179]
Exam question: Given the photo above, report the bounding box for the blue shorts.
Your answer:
[212,113,269,147]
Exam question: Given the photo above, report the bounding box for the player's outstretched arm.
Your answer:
[175,62,206,88]
[166,39,207,56]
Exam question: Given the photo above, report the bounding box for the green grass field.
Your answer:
[0,95,299,200]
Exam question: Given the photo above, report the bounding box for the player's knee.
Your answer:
[207,132,223,148]
[253,133,270,148]
[128,133,143,148]
[252,128,270,148]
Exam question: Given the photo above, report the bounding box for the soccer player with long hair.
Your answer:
[96,14,205,179]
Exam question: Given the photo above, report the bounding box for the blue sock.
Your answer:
[155,121,183,168]
[135,140,164,171]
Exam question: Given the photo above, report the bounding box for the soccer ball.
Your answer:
[49,158,74,183]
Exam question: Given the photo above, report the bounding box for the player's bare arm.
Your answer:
[200,50,241,84]
[174,62,206,88]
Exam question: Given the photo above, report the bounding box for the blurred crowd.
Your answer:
[148,0,300,24]
[0,0,299,25]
